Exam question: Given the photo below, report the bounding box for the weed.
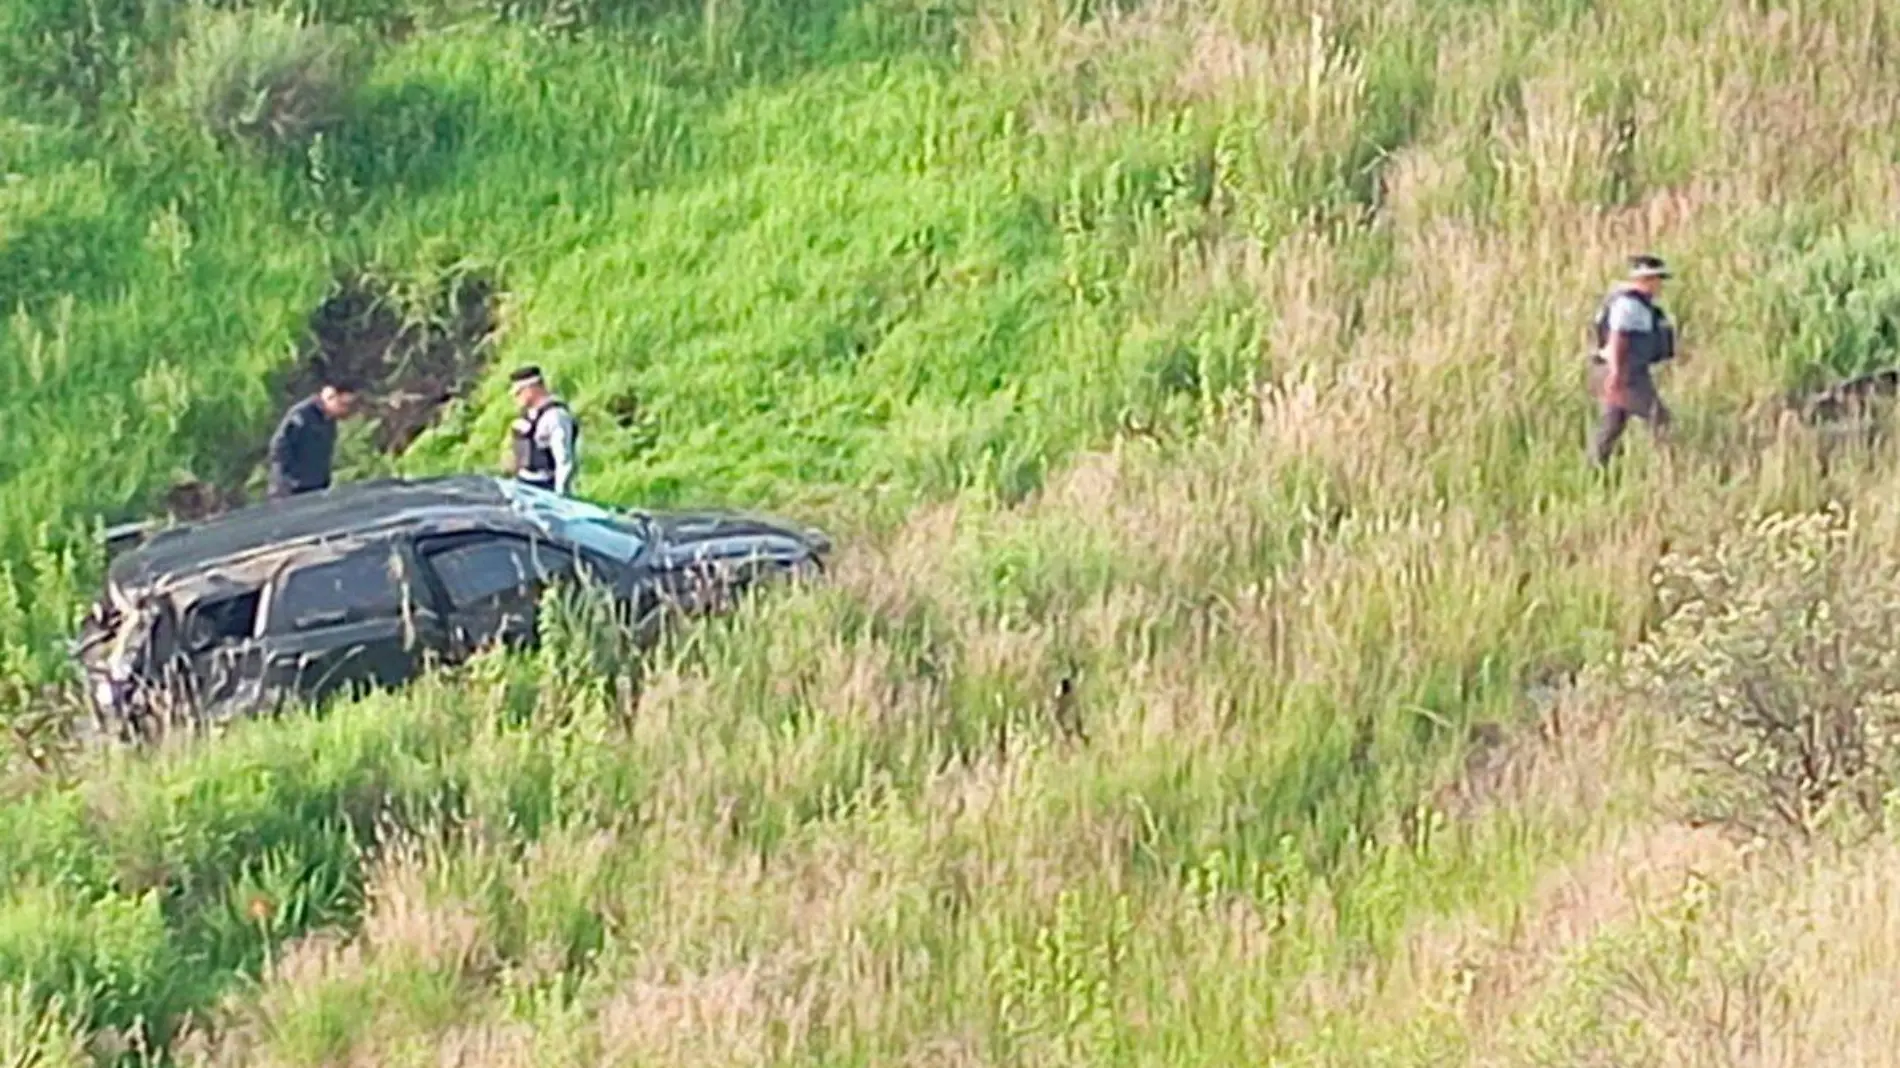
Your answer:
[171,6,363,153]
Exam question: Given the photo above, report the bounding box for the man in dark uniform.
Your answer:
[506,365,579,495]
[266,376,364,499]
[1587,254,1680,468]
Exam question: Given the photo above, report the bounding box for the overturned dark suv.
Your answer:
[73,476,830,739]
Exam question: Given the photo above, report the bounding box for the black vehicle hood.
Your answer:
[642,510,830,566]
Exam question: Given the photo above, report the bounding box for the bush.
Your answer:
[1621,508,1900,841]
[1765,227,1900,396]
[171,6,362,152]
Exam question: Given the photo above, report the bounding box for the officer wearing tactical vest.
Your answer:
[506,365,579,495]
[1587,254,1679,467]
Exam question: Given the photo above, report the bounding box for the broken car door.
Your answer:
[413,531,578,656]
[255,539,448,708]
[176,585,269,719]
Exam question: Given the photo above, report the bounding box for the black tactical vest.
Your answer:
[511,400,577,488]
[1590,286,1676,367]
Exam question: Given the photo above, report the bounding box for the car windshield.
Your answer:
[498,481,652,563]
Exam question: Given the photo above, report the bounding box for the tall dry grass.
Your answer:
[9,0,1900,1063]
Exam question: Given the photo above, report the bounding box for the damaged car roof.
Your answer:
[108,476,542,593]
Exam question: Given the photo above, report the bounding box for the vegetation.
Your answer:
[170,7,364,154]
[5,0,1900,1063]
[1622,507,1900,842]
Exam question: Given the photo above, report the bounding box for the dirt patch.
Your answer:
[604,391,641,428]
[279,268,501,456]
[1756,366,1900,477]
[1795,366,1900,425]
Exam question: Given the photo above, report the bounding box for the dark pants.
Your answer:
[1587,361,1671,466]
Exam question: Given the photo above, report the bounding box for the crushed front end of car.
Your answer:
[72,592,149,741]
[69,584,201,743]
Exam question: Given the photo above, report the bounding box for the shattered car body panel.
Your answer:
[74,475,831,740]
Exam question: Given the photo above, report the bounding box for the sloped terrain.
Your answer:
[7,0,1900,1064]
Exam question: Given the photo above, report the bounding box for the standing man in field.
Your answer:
[266,375,364,499]
[1586,254,1680,468]
[506,365,580,495]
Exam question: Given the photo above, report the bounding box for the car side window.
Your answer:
[423,536,575,611]
[271,545,409,633]
[181,589,262,652]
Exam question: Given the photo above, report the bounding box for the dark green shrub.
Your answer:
[170,6,363,153]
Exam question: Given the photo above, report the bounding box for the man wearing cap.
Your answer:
[506,366,580,495]
[1586,254,1680,467]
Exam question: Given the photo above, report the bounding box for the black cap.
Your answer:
[1628,253,1671,279]
[509,365,545,388]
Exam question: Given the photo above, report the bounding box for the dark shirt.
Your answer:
[266,395,337,498]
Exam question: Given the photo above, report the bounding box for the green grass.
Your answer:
[7,0,1900,1062]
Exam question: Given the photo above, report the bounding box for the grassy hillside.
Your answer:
[7,0,1900,1063]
